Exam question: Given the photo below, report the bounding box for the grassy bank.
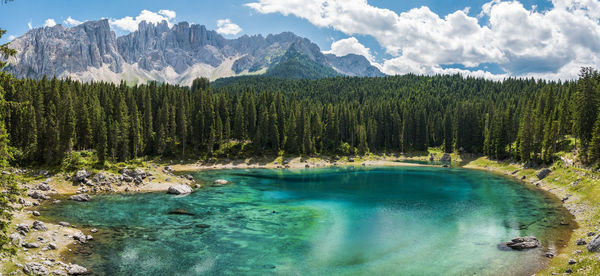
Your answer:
[465,156,600,275]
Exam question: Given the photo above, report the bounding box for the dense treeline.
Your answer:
[2,70,600,167]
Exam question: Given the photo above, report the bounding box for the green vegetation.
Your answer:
[4,70,600,167]
[0,28,20,254]
[265,48,340,79]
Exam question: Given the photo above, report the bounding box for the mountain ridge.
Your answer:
[5,19,384,85]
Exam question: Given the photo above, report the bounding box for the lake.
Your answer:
[40,166,574,275]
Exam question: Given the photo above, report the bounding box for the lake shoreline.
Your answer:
[1,153,594,275]
[464,157,599,275]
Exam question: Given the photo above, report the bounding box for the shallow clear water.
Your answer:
[40,167,573,275]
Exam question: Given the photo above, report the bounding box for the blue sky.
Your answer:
[1,0,598,79]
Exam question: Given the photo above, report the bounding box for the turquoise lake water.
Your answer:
[40,166,573,275]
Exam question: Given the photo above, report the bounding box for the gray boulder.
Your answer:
[17,223,30,233]
[69,193,91,202]
[67,264,88,275]
[9,232,22,246]
[23,242,40,248]
[214,179,230,185]
[167,185,193,195]
[92,172,106,183]
[587,233,600,252]
[32,220,48,231]
[28,190,49,200]
[73,169,90,183]
[23,262,48,275]
[37,183,51,191]
[505,236,540,250]
[73,231,87,243]
[440,153,452,162]
[576,238,587,245]
[536,168,552,180]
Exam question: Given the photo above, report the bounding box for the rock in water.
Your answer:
[69,193,91,202]
[168,208,196,216]
[23,262,48,275]
[72,231,88,243]
[536,168,552,180]
[504,236,541,250]
[587,233,600,252]
[67,264,88,275]
[214,179,230,185]
[167,185,193,195]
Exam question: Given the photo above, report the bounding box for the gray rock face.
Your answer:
[325,54,384,77]
[504,236,541,250]
[7,20,384,85]
[167,185,193,195]
[7,20,123,80]
[24,262,49,275]
[587,233,600,252]
[536,168,552,180]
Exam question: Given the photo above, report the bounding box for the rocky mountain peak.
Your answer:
[6,19,384,84]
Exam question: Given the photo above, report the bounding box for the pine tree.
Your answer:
[573,67,599,160]
[587,111,600,164]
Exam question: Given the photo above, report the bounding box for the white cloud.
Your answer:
[159,10,176,20]
[324,37,376,63]
[64,16,83,27]
[44,18,57,28]
[246,0,600,80]
[8,35,16,41]
[216,19,242,35]
[27,20,32,30]
[109,9,177,32]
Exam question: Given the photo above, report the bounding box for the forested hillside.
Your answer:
[2,70,600,167]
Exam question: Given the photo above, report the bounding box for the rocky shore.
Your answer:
[0,163,197,275]
[465,157,600,275]
[4,152,588,275]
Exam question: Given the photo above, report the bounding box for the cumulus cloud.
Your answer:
[27,20,32,30]
[324,37,375,63]
[64,16,83,27]
[246,0,600,80]
[109,9,177,32]
[44,18,56,28]
[216,19,242,35]
[8,35,16,41]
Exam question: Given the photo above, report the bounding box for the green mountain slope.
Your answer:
[265,48,340,79]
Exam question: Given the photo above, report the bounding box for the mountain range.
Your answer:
[4,19,384,85]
